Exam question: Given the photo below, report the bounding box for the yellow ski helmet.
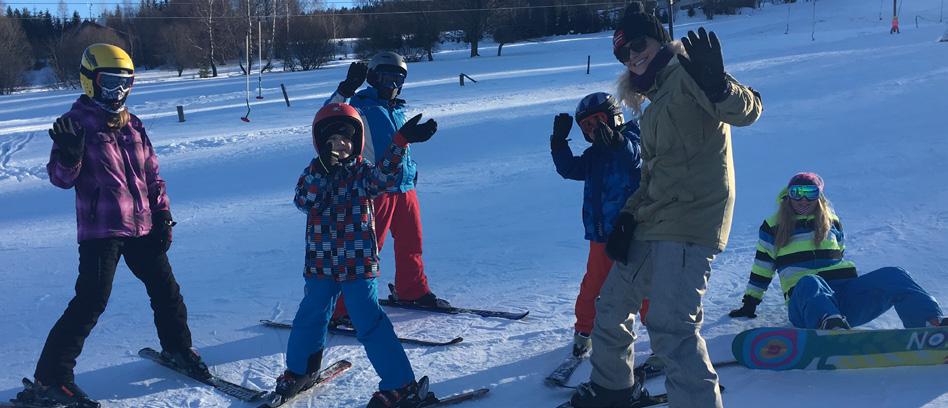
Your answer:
[79,44,135,112]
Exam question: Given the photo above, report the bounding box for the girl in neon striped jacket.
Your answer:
[729,173,946,329]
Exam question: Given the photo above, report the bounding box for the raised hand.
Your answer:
[48,117,85,166]
[338,62,369,97]
[398,114,437,143]
[677,27,730,103]
[595,121,624,150]
[550,113,572,150]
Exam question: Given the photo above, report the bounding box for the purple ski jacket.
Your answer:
[47,96,170,242]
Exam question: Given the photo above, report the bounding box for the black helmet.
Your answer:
[575,92,623,143]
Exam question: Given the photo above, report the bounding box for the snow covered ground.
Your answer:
[1,0,947,406]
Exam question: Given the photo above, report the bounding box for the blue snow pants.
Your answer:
[788,267,943,329]
[286,277,415,391]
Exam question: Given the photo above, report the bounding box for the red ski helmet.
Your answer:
[312,103,365,157]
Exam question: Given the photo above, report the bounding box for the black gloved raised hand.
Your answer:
[398,113,437,143]
[605,212,637,264]
[677,27,731,104]
[150,210,176,253]
[48,117,85,167]
[595,121,625,150]
[728,295,760,318]
[550,113,572,150]
[337,62,368,98]
[317,141,342,174]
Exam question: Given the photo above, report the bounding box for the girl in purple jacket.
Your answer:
[13,44,208,408]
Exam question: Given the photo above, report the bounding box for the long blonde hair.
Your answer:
[106,109,130,130]
[616,41,686,115]
[774,195,835,250]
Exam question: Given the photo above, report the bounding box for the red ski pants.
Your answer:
[575,241,648,334]
[334,190,430,318]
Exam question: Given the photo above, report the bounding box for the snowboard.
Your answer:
[732,326,948,370]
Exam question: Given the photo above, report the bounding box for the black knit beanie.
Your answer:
[613,2,671,61]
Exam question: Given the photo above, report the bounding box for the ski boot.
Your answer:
[412,292,451,309]
[273,351,324,400]
[330,315,353,328]
[569,378,650,408]
[572,332,591,357]
[818,314,851,330]
[12,378,100,408]
[366,376,436,408]
[160,347,212,380]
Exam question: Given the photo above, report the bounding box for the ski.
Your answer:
[383,283,529,320]
[138,347,266,402]
[259,319,464,347]
[554,393,669,408]
[1,378,100,408]
[544,353,588,387]
[422,388,490,407]
[256,360,352,408]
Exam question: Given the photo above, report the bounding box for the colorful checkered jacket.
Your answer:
[294,138,408,281]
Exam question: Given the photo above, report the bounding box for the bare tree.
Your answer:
[49,24,127,87]
[160,23,201,76]
[453,0,494,57]
[0,15,33,93]
[288,15,334,70]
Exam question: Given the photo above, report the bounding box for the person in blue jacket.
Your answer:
[324,52,449,322]
[551,92,643,357]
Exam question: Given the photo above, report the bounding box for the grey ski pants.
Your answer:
[589,240,723,408]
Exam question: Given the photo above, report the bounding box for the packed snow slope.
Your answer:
[1,1,947,406]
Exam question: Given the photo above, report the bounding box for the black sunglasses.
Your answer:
[619,36,650,63]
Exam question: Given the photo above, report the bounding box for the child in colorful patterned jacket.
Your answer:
[275,102,438,408]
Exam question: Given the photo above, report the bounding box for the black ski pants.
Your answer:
[34,236,193,384]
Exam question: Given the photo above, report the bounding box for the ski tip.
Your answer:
[448,337,464,345]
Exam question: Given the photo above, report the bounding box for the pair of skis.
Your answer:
[134,347,488,408]
[261,283,529,347]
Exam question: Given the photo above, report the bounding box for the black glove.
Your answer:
[677,27,731,104]
[48,117,85,167]
[150,210,176,253]
[550,113,572,150]
[337,62,368,98]
[728,295,760,318]
[317,141,342,174]
[605,212,636,264]
[595,121,625,150]
[398,114,437,143]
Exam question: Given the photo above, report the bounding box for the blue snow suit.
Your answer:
[551,122,643,242]
[326,87,416,193]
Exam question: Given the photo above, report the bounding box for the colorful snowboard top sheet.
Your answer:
[732,326,948,370]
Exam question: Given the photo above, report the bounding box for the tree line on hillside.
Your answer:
[0,0,770,94]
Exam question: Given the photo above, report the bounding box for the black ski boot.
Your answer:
[274,351,324,399]
[330,315,353,328]
[569,377,651,408]
[412,292,451,309]
[818,314,851,330]
[13,379,100,408]
[366,376,435,408]
[160,347,212,380]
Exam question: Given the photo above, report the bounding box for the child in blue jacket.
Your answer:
[275,102,438,408]
[551,92,643,356]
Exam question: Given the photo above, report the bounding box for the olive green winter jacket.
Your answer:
[623,58,763,251]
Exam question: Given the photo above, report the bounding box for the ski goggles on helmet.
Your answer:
[374,71,406,90]
[96,71,134,100]
[787,184,821,201]
[578,112,610,134]
[617,36,649,63]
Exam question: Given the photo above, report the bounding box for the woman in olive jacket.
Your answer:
[568,3,763,408]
